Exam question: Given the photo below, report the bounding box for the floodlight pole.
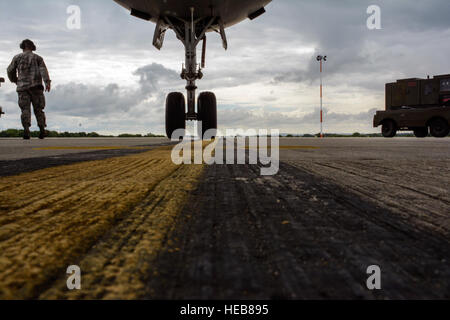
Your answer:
[316,55,327,138]
[320,59,323,138]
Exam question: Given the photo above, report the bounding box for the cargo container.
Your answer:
[374,74,450,138]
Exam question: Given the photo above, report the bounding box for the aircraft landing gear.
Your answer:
[163,9,223,139]
[165,91,217,140]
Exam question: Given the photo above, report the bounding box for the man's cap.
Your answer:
[20,39,36,51]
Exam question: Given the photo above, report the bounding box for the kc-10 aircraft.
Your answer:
[113,0,271,138]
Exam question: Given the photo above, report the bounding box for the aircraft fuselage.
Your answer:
[114,0,271,29]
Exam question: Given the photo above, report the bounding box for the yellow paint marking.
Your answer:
[0,144,207,299]
[244,146,319,150]
[279,146,319,150]
[33,146,152,151]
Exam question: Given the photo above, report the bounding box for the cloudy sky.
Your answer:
[0,0,449,135]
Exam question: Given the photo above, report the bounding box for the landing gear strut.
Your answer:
[163,9,220,139]
[0,77,4,118]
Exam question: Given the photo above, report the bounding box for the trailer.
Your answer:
[373,74,450,138]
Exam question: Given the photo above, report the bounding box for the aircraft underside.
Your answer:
[114,0,271,138]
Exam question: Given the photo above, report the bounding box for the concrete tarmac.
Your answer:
[1,137,448,162]
[0,137,449,299]
[0,137,169,161]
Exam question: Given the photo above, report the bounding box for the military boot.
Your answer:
[39,126,46,140]
[23,127,31,140]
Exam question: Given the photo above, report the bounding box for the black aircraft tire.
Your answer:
[165,92,186,139]
[413,127,428,138]
[429,118,450,138]
[381,120,397,138]
[197,92,217,139]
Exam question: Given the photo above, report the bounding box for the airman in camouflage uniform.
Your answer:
[7,39,51,139]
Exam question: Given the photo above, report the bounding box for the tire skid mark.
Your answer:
[278,164,449,294]
[242,164,439,299]
[148,162,450,299]
[313,162,450,205]
[287,159,450,237]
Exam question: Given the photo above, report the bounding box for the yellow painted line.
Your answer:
[0,144,208,299]
[33,146,152,151]
[279,146,319,150]
[244,146,319,150]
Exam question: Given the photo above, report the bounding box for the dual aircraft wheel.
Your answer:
[165,92,217,140]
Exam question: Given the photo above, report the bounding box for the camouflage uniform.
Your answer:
[7,52,51,129]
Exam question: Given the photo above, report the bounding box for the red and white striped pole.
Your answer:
[320,59,323,138]
[317,55,327,138]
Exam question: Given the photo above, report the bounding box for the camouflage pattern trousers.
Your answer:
[18,87,46,128]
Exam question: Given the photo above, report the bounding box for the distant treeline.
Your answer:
[1,129,423,138]
[284,132,414,137]
[0,129,165,138]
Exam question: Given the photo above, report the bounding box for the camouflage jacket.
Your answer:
[7,52,51,92]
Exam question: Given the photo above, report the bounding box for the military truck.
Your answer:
[0,77,4,118]
[373,74,450,138]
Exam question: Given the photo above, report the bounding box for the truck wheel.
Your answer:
[413,127,428,138]
[381,120,397,138]
[429,118,450,138]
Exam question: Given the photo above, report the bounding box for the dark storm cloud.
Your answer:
[270,0,450,88]
[43,83,138,117]
[1,0,449,133]
[219,106,377,131]
[133,63,180,93]
[2,0,449,89]
[5,63,178,118]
